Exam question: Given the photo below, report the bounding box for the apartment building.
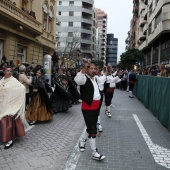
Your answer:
[106,34,118,67]
[138,0,170,67]
[127,0,170,67]
[56,0,95,67]
[125,0,139,50]
[0,0,56,65]
[96,8,107,65]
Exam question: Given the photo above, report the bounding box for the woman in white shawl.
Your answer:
[0,66,29,149]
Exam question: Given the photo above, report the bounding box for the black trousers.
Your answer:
[105,91,113,106]
[82,109,99,138]
[129,83,135,91]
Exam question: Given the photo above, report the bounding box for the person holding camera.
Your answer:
[18,64,33,109]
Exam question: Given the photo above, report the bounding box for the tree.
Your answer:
[57,27,81,67]
[118,48,144,70]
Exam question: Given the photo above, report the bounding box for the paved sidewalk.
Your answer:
[75,89,170,170]
[0,104,85,170]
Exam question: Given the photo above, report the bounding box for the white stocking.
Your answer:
[97,115,101,124]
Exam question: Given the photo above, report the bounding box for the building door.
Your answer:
[0,41,3,63]
[17,45,26,64]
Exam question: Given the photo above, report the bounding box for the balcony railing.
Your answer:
[0,0,42,34]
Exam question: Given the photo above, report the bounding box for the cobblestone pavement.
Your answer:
[75,89,170,170]
[0,103,85,170]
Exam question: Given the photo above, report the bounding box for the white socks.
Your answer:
[129,91,133,97]
[97,115,101,124]
[89,137,97,154]
[107,106,111,112]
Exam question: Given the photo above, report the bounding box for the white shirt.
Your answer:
[95,74,106,91]
[74,71,101,100]
[106,75,121,88]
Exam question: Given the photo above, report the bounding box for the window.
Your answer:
[68,32,73,37]
[43,4,48,30]
[59,1,62,5]
[48,9,53,33]
[148,23,152,35]
[69,11,74,16]
[57,42,60,46]
[155,12,162,28]
[69,1,74,6]
[58,11,61,15]
[69,22,73,27]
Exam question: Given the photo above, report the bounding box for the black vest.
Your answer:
[80,76,94,106]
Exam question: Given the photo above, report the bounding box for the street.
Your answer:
[1,89,170,170]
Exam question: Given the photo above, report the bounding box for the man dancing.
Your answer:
[74,62,105,161]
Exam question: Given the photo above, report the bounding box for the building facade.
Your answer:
[125,0,139,50]
[96,8,107,65]
[106,34,118,67]
[56,0,95,67]
[127,0,170,68]
[0,0,56,65]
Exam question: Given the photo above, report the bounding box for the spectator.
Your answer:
[159,64,168,77]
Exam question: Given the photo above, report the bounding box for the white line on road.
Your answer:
[64,127,86,170]
[133,114,170,169]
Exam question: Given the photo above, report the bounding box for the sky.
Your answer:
[94,0,133,61]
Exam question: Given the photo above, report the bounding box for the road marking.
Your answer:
[64,127,86,170]
[133,114,170,169]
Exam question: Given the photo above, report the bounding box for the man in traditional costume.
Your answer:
[74,62,105,161]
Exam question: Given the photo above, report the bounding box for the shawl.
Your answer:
[55,74,69,91]
[0,76,29,129]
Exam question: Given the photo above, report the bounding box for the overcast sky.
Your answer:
[94,0,133,61]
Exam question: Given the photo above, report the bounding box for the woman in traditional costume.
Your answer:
[50,68,72,113]
[0,66,29,149]
[66,70,80,104]
[26,69,53,125]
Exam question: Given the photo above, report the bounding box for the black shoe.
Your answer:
[4,141,13,149]
[129,96,134,98]
[29,121,36,125]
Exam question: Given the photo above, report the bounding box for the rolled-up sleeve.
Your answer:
[74,71,87,85]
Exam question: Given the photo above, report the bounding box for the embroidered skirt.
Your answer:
[26,93,53,122]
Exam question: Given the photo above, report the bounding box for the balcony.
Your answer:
[81,38,91,44]
[0,0,42,35]
[81,46,92,53]
[143,23,148,34]
[138,32,146,40]
[81,18,93,25]
[82,0,94,5]
[138,40,148,50]
[148,17,170,44]
[139,17,146,27]
[144,7,148,20]
[82,7,93,15]
[81,28,91,34]
[139,2,146,14]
